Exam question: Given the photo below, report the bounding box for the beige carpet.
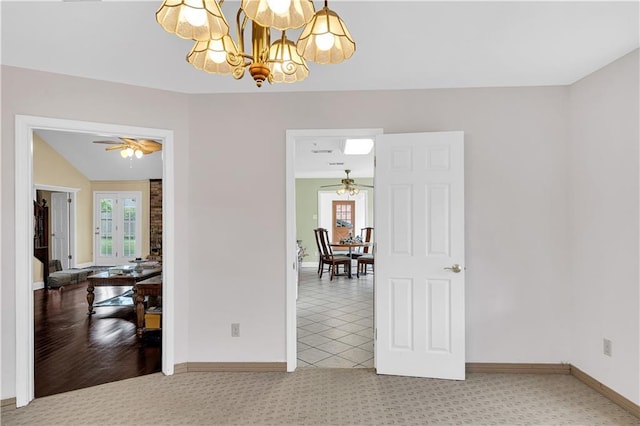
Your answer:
[2,369,638,425]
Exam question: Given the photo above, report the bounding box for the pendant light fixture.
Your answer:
[156,0,355,87]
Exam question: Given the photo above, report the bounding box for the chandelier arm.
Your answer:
[236,7,248,57]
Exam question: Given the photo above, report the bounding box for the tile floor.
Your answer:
[296,265,374,368]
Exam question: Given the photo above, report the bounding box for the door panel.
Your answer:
[332,200,355,242]
[375,131,465,380]
[51,192,70,269]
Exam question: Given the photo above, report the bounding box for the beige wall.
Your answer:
[33,133,93,276]
[186,85,571,365]
[568,50,639,403]
[2,49,638,405]
[1,66,192,398]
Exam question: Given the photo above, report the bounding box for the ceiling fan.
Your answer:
[321,169,374,196]
[93,137,162,159]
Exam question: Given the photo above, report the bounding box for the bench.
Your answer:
[47,259,95,290]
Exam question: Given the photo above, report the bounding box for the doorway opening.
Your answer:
[32,185,78,290]
[14,115,175,407]
[285,128,381,371]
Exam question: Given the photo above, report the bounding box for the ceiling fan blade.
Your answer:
[320,184,342,188]
[93,140,122,145]
[357,184,375,188]
[105,144,127,151]
[120,137,162,154]
[136,139,162,153]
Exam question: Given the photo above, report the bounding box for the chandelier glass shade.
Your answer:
[241,0,315,30]
[187,35,242,74]
[156,0,229,41]
[156,0,355,86]
[268,33,309,83]
[296,5,355,64]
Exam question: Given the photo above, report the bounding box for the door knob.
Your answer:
[444,264,462,273]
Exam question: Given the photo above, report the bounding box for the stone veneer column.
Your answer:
[149,179,163,257]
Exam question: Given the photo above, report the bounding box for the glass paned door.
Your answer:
[123,198,137,257]
[332,200,355,243]
[99,197,114,257]
[94,192,142,266]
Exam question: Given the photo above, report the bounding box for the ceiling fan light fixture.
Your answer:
[120,149,129,159]
[135,149,144,159]
[344,138,374,155]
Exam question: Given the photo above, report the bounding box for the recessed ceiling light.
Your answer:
[344,138,374,155]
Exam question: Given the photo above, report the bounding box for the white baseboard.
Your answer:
[32,281,44,291]
[301,262,317,268]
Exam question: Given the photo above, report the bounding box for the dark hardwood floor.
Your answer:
[34,281,161,398]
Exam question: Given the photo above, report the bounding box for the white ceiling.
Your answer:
[35,130,164,181]
[295,136,375,178]
[3,1,638,179]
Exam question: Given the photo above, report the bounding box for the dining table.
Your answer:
[330,242,371,259]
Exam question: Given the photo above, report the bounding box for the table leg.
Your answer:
[135,288,145,338]
[86,282,95,315]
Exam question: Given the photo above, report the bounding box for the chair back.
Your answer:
[360,227,374,254]
[316,228,336,258]
[313,228,324,258]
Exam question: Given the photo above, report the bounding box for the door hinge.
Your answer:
[68,254,72,260]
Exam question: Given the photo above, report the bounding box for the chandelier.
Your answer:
[156,0,355,87]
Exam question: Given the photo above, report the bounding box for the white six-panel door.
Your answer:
[51,192,70,269]
[375,131,465,380]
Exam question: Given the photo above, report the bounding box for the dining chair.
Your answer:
[313,228,324,275]
[357,227,374,277]
[315,227,352,280]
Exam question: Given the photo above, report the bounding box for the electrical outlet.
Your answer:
[603,338,612,357]
[231,323,240,337]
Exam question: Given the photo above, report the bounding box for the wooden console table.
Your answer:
[133,276,162,338]
[86,267,162,315]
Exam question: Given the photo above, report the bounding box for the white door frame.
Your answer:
[14,115,176,407]
[285,128,383,372]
